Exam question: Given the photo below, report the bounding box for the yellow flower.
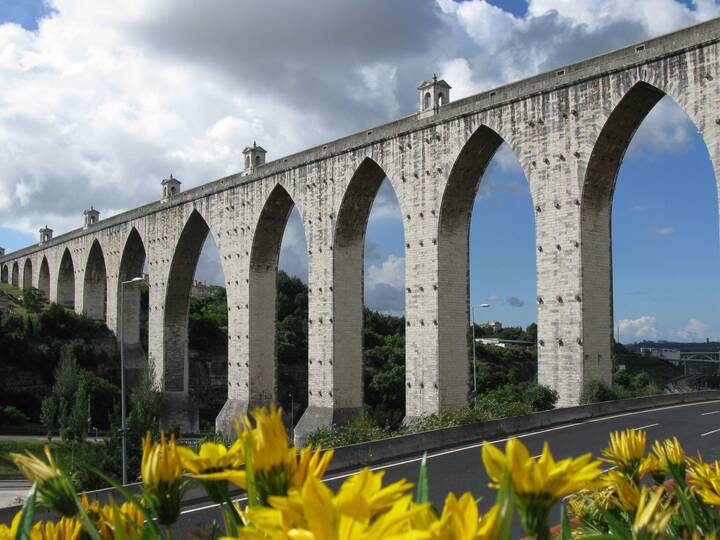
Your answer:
[80,493,144,540]
[10,446,78,518]
[482,439,600,539]
[0,511,22,540]
[141,432,187,525]
[10,445,60,483]
[632,487,673,536]
[235,475,429,540]
[235,405,334,503]
[482,439,601,500]
[334,468,414,521]
[102,501,145,539]
[566,491,590,519]
[293,444,334,489]
[687,459,720,505]
[603,470,641,512]
[30,517,82,540]
[640,453,666,484]
[429,492,502,540]
[652,437,686,476]
[178,439,246,502]
[239,404,294,473]
[141,432,184,487]
[601,429,646,481]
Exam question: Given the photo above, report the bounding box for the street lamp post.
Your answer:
[119,276,145,485]
[471,303,491,394]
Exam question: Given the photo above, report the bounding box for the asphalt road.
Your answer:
[175,399,720,537]
[4,400,720,537]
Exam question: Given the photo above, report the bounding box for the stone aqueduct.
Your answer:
[2,19,720,442]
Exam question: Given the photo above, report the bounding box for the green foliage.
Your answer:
[473,344,538,395]
[306,410,393,447]
[475,322,537,342]
[0,440,47,476]
[41,350,119,441]
[613,370,663,398]
[276,272,309,419]
[0,304,119,424]
[188,286,228,352]
[473,383,558,418]
[125,366,162,478]
[308,382,558,447]
[581,378,618,404]
[364,308,406,428]
[20,287,45,313]
[0,405,29,429]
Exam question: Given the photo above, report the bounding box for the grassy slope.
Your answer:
[0,440,48,476]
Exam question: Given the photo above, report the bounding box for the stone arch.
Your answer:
[248,183,301,408]
[118,228,147,355]
[333,157,392,413]
[164,210,226,394]
[11,262,19,287]
[22,259,32,289]
[38,257,50,299]
[57,248,75,308]
[580,80,718,385]
[437,125,528,403]
[1,264,8,283]
[83,240,108,321]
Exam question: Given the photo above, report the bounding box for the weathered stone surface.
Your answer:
[2,18,720,428]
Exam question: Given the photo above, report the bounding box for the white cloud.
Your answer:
[367,179,402,222]
[619,315,658,339]
[0,0,717,243]
[365,254,405,313]
[628,97,696,156]
[278,208,308,283]
[366,254,404,289]
[647,226,674,235]
[674,318,716,340]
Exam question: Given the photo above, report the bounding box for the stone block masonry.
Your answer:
[2,18,720,441]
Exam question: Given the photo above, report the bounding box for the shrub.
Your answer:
[0,405,29,429]
[581,378,618,404]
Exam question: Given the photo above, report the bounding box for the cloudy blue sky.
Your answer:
[0,0,719,342]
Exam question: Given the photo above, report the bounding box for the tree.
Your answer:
[20,287,45,312]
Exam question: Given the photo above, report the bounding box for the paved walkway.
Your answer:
[0,479,30,509]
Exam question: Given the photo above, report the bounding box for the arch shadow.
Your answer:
[83,240,108,321]
[57,248,75,308]
[248,184,302,413]
[333,157,396,417]
[38,257,50,300]
[118,228,147,364]
[22,259,32,290]
[11,262,19,287]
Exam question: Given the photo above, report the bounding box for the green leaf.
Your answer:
[415,453,430,504]
[15,482,37,540]
[559,504,571,540]
[495,470,515,540]
[243,438,258,507]
[73,496,104,540]
[593,505,631,538]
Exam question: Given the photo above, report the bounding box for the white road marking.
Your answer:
[178,399,720,517]
[701,428,720,437]
[702,411,720,416]
[633,423,659,431]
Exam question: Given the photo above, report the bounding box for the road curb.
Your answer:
[326,390,720,473]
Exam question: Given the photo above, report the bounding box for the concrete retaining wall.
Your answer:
[327,391,720,473]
